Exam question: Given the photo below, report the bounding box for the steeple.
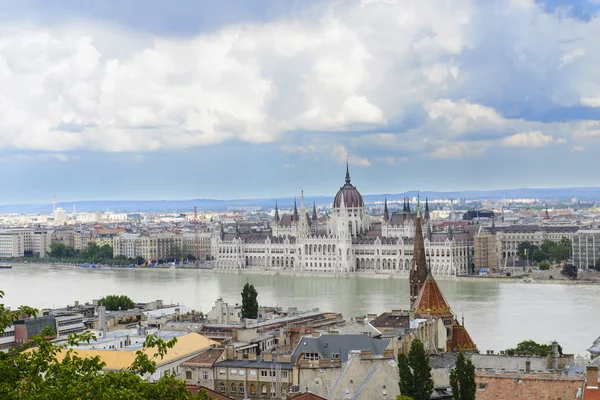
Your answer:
[427,222,432,240]
[544,205,550,221]
[383,198,389,222]
[409,204,428,310]
[293,199,298,222]
[301,190,305,210]
[491,218,496,235]
[312,200,318,221]
[345,160,351,185]
[424,197,431,221]
[406,197,411,214]
[447,225,453,241]
[274,201,280,223]
[403,198,407,213]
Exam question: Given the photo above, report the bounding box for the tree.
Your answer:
[561,264,578,280]
[449,352,476,400]
[505,340,562,357]
[517,241,534,260]
[397,396,414,400]
[171,244,184,260]
[98,295,136,311]
[241,283,259,319]
[538,261,551,271]
[397,340,434,400]
[1,289,207,400]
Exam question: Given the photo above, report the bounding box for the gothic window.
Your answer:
[262,385,267,394]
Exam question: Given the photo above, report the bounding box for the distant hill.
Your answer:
[1,187,599,214]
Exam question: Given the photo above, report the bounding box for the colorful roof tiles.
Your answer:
[413,272,454,318]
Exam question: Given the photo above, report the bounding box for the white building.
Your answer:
[54,207,67,223]
[0,325,15,352]
[212,165,474,276]
[0,229,52,258]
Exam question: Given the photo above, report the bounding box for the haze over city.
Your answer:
[2,0,600,204]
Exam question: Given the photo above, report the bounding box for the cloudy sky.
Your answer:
[1,0,600,203]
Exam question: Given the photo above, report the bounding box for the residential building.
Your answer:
[573,230,600,269]
[54,313,86,340]
[13,316,57,344]
[0,324,15,351]
[207,299,241,324]
[0,229,27,257]
[54,332,217,382]
[181,232,212,260]
[213,352,293,399]
[474,373,583,399]
[474,232,498,272]
[181,348,226,390]
[495,225,578,261]
[113,232,179,260]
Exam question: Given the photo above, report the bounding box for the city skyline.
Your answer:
[2,0,600,203]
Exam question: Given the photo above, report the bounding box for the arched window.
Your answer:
[231,383,236,393]
[239,383,244,394]
[262,385,267,394]
[250,384,256,394]
[219,383,225,393]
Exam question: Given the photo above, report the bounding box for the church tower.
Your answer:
[409,203,428,310]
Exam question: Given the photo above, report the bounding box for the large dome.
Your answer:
[333,164,364,208]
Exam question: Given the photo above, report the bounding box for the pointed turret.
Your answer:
[403,198,407,213]
[544,205,550,220]
[274,201,280,223]
[345,160,351,184]
[427,223,432,240]
[448,225,453,241]
[383,198,389,222]
[301,190,305,210]
[312,200,317,221]
[424,197,431,221]
[406,197,411,214]
[409,205,428,310]
[219,223,224,240]
[293,199,298,222]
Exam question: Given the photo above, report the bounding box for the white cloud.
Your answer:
[283,163,295,169]
[330,145,372,166]
[428,142,486,159]
[0,0,599,157]
[499,131,557,148]
[572,146,584,151]
[377,156,408,165]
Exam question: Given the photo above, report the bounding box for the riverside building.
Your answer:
[212,165,475,276]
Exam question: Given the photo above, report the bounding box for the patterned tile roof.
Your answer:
[413,272,454,318]
[451,322,478,352]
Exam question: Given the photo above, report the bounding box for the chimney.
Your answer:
[360,350,371,359]
[226,344,235,360]
[231,329,238,342]
[98,306,106,336]
[237,352,244,361]
[263,352,273,362]
[587,365,599,388]
[525,360,531,374]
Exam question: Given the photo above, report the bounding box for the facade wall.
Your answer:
[0,325,15,351]
[474,234,498,272]
[572,230,600,269]
[0,230,26,258]
[213,366,292,399]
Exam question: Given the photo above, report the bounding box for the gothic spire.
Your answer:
[274,201,280,223]
[345,160,351,185]
[406,197,411,214]
[312,200,317,221]
[383,197,389,222]
[409,204,428,310]
[447,225,453,240]
[301,190,305,210]
[403,197,407,213]
[293,198,298,222]
[424,197,431,221]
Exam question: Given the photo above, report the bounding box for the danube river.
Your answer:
[1,264,598,356]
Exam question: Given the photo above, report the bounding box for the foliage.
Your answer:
[397,396,414,400]
[561,264,578,280]
[538,261,551,270]
[0,289,210,400]
[241,283,259,319]
[49,242,77,258]
[397,340,434,400]
[98,295,136,311]
[518,239,571,263]
[505,340,562,357]
[171,244,184,260]
[449,352,476,400]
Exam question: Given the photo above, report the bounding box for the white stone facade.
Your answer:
[212,172,472,277]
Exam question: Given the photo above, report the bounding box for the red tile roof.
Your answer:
[413,273,454,318]
[186,385,233,400]
[181,348,224,367]
[451,322,477,352]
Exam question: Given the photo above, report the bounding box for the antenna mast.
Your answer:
[194,206,199,263]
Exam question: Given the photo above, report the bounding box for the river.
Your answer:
[1,263,598,356]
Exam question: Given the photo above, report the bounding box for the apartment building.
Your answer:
[572,230,600,269]
[495,225,578,260]
[0,229,52,258]
[181,232,212,260]
[0,230,27,257]
[0,325,15,351]
[113,232,180,260]
[474,233,499,272]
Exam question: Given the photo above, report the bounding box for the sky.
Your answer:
[1,0,600,203]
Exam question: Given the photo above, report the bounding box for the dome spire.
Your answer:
[345,159,351,184]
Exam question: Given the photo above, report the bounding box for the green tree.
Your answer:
[240,283,259,319]
[397,340,434,400]
[449,352,476,400]
[561,264,578,280]
[538,261,551,270]
[505,340,562,357]
[397,396,414,400]
[171,244,184,260]
[98,295,136,311]
[517,241,534,260]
